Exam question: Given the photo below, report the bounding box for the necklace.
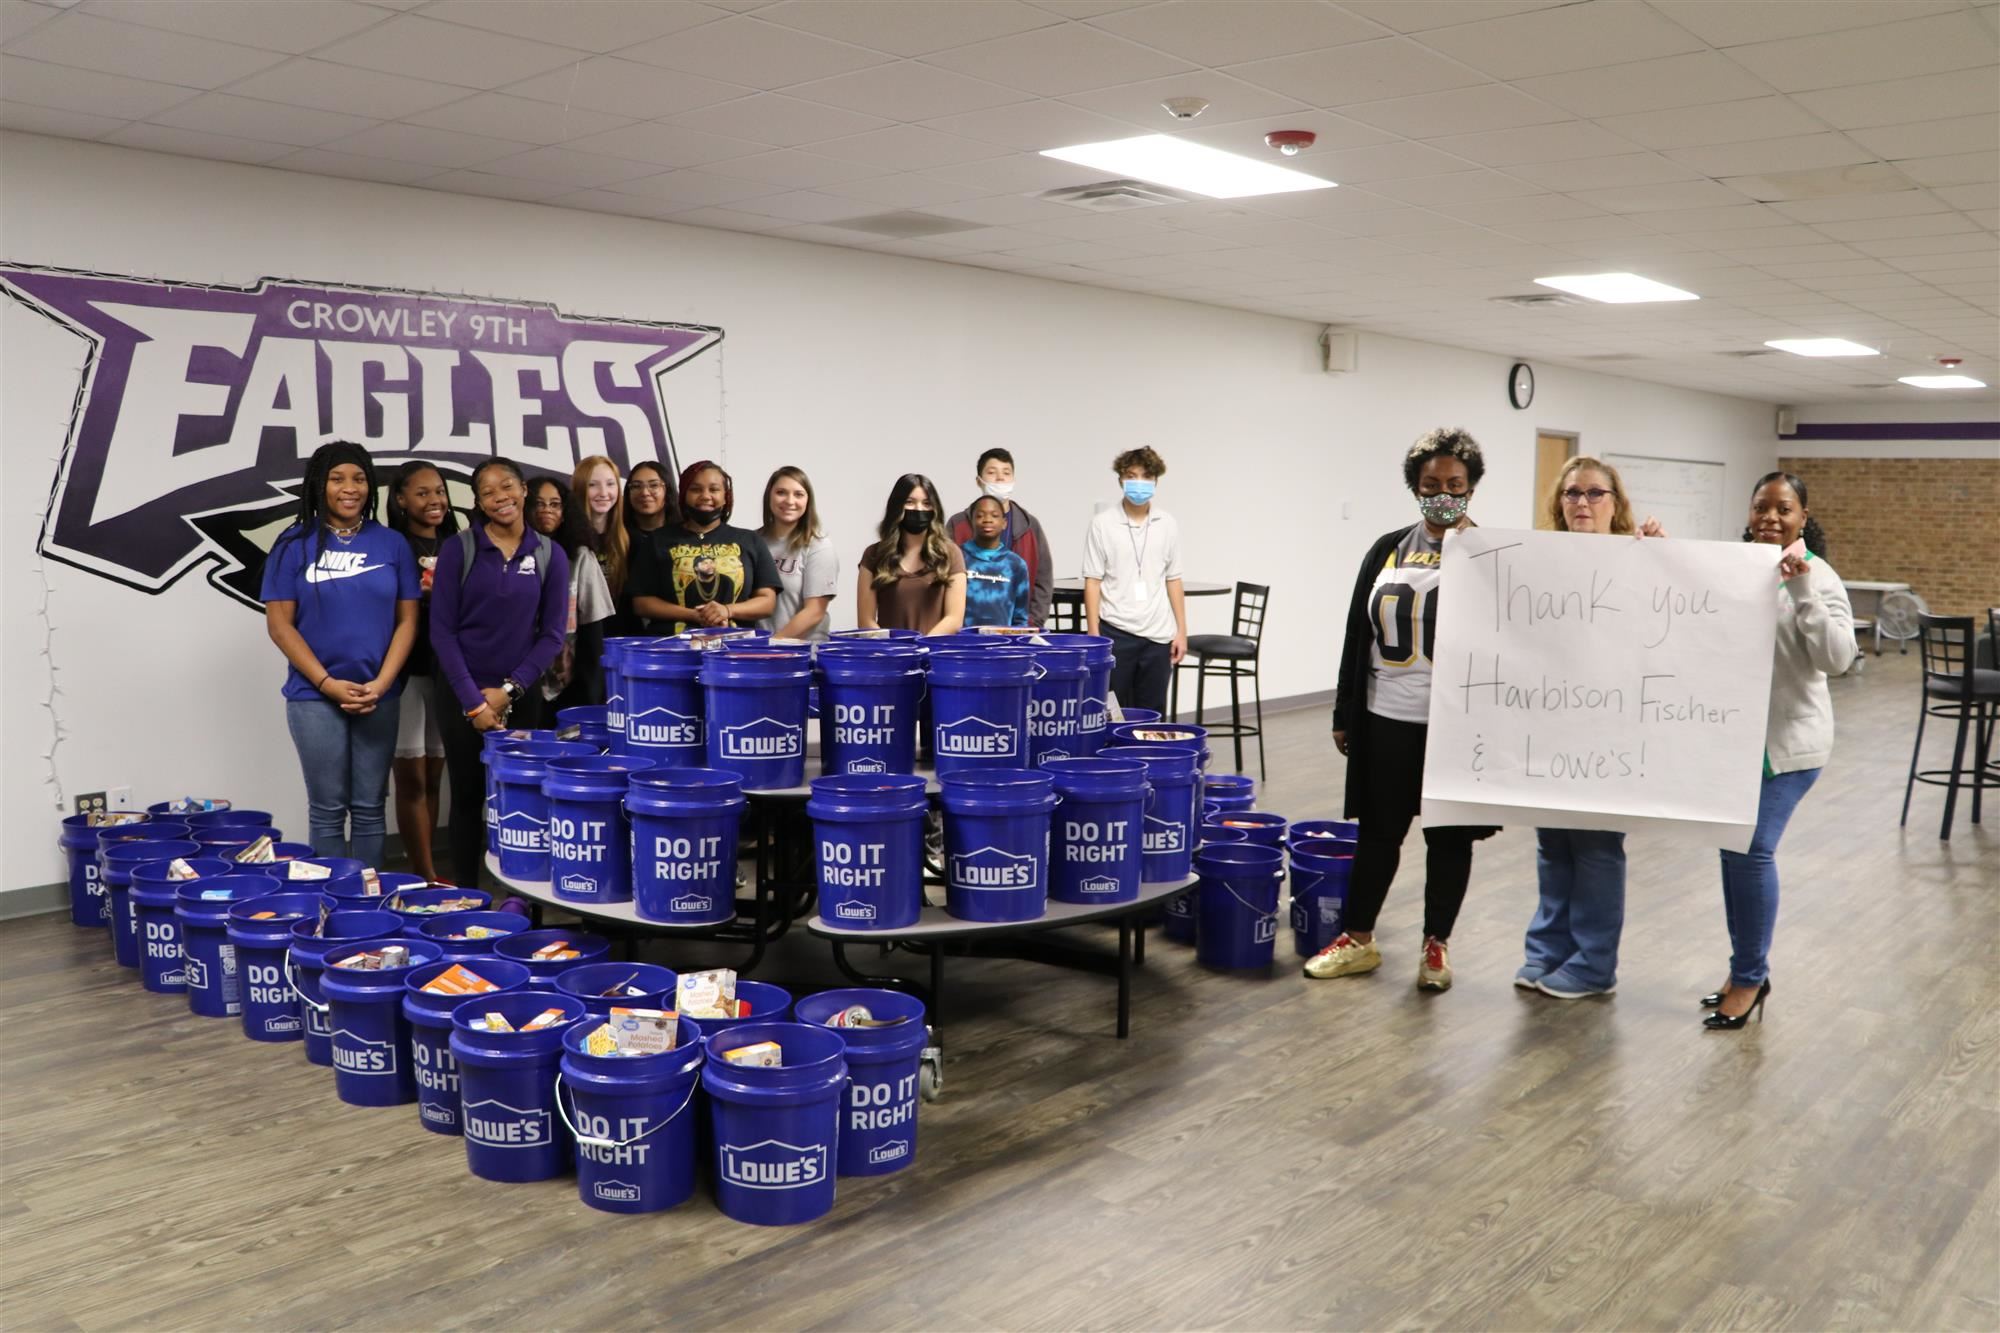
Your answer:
[328,518,362,542]
[1125,514,1150,580]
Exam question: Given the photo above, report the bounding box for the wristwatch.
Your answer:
[501,680,524,705]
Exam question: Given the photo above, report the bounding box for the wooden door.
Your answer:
[1533,433,1576,529]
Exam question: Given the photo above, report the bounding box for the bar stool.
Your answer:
[1171,582,1269,778]
[1046,586,1084,633]
[1901,613,2000,840]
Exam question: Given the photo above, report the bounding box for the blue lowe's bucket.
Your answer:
[492,740,595,881]
[1100,744,1201,884]
[703,650,811,790]
[227,892,321,1043]
[189,827,280,862]
[188,808,272,829]
[1107,722,1211,781]
[544,756,655,904]
[1204,774,1256,813]
[1040,633,1113,756]
[171,867,270,1018]
[403,957,531,1136]
[703,1021,847,1226]
[492,928,612,984]
[929,649,1035,776]
[1042,758,1149,906]
[385,887,493,931]
[480,729,543,852]
[556,704,611,752]
[1211,810,1286,847]
[124,843,205,993]
[627,768,745,926]
[1117,708,1163,725]
[58,813,121,926]
[147,798,230,817]
[267,856,366,889]
[830,627,921,645]
[1169,825,1246,945]
[684,626,769,651]
[558,1013,705,1214]
[289,909,403,1067]
[1290,842,1357,957]
[622,641,705,767]
[817,645,925,776]
[451,991,588,1182]
[323,870,426,906]
[416,910,528,961]
[795,988,929,1177]
[555,961,680,1017]
[101,834,195,970]
[321,937,445,1107]
[686,980,793,1041]
[940,769,1055,924]
[100,820,190,900]
[1195,842,1284,971]
[806,774,927,931]
[1025,641,1088,765]
[602,636,657,755]
[1290,819,1360,850]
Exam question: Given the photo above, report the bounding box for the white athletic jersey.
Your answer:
[1365,526,1444,724]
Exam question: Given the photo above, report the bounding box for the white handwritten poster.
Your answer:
[1420,528,1778,852]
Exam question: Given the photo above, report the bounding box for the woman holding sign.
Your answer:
[1701,472,1854,1030]
[1313,427,1496,991]
[1517,458,1665,1000]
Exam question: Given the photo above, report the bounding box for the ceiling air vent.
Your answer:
[1490,292,1583,308]
[1576,353,1643,361]
[1717,349,1777,358]
[1040,179,1190,212]
[829,211,988,239]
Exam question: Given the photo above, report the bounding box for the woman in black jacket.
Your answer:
[1310,427,1497,991]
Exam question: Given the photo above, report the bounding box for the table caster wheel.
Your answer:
[919,1046,943,1102]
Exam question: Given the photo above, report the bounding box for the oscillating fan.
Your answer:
[1876,590,1927,654]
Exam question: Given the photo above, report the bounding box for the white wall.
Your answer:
[0,132,1780,899]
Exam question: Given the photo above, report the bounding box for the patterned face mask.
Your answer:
[1417,492,1470,526]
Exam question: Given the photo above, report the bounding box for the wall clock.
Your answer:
[1509,362,1534,410]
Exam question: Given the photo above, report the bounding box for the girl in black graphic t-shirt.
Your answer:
[629,460,781,633]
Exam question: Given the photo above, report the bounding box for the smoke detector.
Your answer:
[1161,97,1209,120]
[1265,130,1316,156]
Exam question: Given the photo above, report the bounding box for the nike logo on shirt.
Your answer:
[304,552,381,583]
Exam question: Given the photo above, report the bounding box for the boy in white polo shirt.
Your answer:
[1082,447,1186,715]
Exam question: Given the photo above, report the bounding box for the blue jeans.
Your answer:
[1525,828,1627,989]
[1719,767,1821,988]
[286,696,401,867]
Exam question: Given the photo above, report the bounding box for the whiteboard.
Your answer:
[1603,454,1730,541]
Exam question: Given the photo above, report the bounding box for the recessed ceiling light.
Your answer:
[1898,374,1987,388]
[1764,337,1880,357]
[1532,272,1698,303]
[1039,135,1335,199]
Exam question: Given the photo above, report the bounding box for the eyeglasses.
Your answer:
[531,498,564,511]
[630,482,667,494]
[1562,488,1613,504]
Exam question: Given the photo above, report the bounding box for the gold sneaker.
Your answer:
[1417,936,1452,991]
[1303,932,1381,980]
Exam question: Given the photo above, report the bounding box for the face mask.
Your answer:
[982,480,1014,501]
[1122,479,1156,505]
[685,506,722,526]
[1417,493,1469,527]
[900,509,933,535]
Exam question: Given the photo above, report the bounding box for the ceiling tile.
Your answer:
[1815,212,1981,244]
[418,0,728,53]
[1339,83,1570,138]
[618,15,891,87]
[652,205,794,232]
[1897,152,2000,188]
[792,59,1028,120]
[703,147,889,187]
[311,14,583,89]
[1362,170,1543,205]
[418,169,569,202]
[6,11,284,87]
[318,121,533,168]
[77,0,386,53]
[1177,109,1395,158]
[1090,1,1378,65]
[1299,140,1471,183]
[1598,97,1826,151]
[267,146,439,184]
[1846,115,1999,163]
[1426,120,1641,166]
[921,151,1105,192]
[477,144,663,188]
[1571,179,1752,213]
[1416,3,1702,80]
[565,120,772,167]
[146,92,375,147]
[227,58,468,118]
[727,188,880,223]
[1664,133,1876,178]
[1429,192,1608,225]
[1721,12,1998,94]
[0,97,125,137]
[1060,69,1303,125]
[0,54,195,119]
[1228,37,1486,105]
[813,171,990,207]
[597,168,780,207]
[403,92,633,146]
[1,1,60,44]
[665,93,893,147]
[555,189,692,220]
[920,97,1140,150]
[1769,190,1952,223]
[104,121,292,162]
[1854,231,1995,257]
[1632,204,1802,232]
[1515,52,1773,118]
[812,123,1010,170]
[755,0,1060,57]
[1722,242,1864,265]
[1933,182,1999,212]
[919,193,1080,225]
[1650,0,1961,47]
[1790,67,1999,130]
[923,23,1192,96]
[1505,152,1700,191]
[505,58,750,120]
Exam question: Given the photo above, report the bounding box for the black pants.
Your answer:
[1344,713,1479,940]
[1105,624,1172,716]
[437,689,544,886]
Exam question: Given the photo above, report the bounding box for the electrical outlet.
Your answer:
[75,790,107,817]
[109,787,133,811]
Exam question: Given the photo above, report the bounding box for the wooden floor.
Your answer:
[4,649,1995,1332]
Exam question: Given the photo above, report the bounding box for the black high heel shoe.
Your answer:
[1700,988,1725,1008]
[1702,980,1770,1030]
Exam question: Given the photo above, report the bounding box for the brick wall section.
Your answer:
[1776,456,2000,617]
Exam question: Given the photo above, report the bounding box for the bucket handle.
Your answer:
[1208,878,1282,924]
[283,952,329,1014]
[554,1065,700,1150]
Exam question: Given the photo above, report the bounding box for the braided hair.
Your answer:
[384,460,460,538]
[1741,470,1829,559]
[271,440,378,568]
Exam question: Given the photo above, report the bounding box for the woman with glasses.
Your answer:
[528,475,613,712]
[1517,457,1665,1000]
[629,460,780,633]
[1310,428,1495,992]
[856,473,966,634]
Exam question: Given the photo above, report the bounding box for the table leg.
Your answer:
[930,943,946,1029]
[1134,916,1147,966]
[1117,918,1132,1039]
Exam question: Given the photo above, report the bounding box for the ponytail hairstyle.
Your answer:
[864,473,955,587]
[572,454,628,596]
[271,440,378,569]
[1741,470,1829,559]
[1545,455,1634,535]
[385,460,460,538]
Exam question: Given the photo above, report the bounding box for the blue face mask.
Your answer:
[1122,479,1156,505]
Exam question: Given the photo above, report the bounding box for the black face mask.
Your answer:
[900,509,933,535]
[685,506,722,527]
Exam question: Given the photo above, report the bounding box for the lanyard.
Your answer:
[1125,516,1151,587]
